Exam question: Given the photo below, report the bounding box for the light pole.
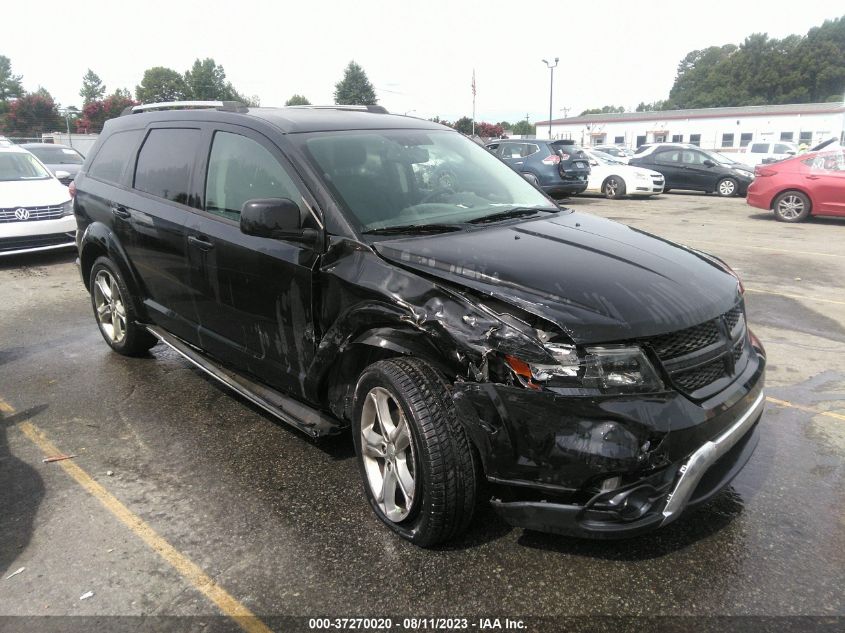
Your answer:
[542,58,559,139]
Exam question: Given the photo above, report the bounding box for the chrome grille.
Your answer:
[0,205,66,223]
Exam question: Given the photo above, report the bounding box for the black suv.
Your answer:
[74,102,765,546]
[485,139,590,196]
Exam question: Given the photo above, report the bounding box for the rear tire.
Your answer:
[603,176,626,199]
[353,358,478,547]
[89,257,157,356]
[773,191,810,223]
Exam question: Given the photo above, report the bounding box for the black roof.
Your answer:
[107,106,449,135]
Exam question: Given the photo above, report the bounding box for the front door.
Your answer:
[184,126,321,397]
[681,149,718,191]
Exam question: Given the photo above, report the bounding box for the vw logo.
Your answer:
[14,208,30,220]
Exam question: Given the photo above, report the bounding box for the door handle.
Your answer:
[188,235,214,251]
[111,206,130,219]
[806,175,821,180]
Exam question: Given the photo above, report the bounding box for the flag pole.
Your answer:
[471,69,476,137]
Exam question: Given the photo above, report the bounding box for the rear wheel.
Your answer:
[716,177,738,197]
[89,257,157,356]
[353,358,478,547]
[773,191,810,223]
[603,176,626,199]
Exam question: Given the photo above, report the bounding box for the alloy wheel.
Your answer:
[777,195,804,220]
[93,270,127,344]
[719,179,736,196]
[605,178,619,197]
[360,386,417,522]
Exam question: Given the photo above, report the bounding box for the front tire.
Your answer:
[603,176,626,199]
[716,177,738,197]
[773,191,810,222]
[89,257,157,356]
[353,358,477,547]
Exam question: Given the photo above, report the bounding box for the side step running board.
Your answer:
[146,325,342,438]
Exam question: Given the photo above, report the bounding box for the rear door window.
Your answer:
[134,128,202,206]
[654,150,680,165]
[87,129,143,185]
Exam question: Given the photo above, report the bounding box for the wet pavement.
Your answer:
[1,193,843,631]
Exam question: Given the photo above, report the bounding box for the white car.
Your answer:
[584,150,664,198]
[1,140,75,256]
[741,141,799,166]
[592,145,634,163]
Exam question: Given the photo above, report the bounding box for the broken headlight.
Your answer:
[507,343,664,394]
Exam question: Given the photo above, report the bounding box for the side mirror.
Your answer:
[240,198,317,243]
[702,159,716,168]
[55,170,71,180]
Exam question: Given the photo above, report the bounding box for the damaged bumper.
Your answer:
[453,349,765,538]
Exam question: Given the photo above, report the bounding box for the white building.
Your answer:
[536,102,845,153]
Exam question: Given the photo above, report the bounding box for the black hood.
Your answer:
[373,211,741,344]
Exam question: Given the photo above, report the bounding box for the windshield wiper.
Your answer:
[362,223,462,236]
[467,206,559,225]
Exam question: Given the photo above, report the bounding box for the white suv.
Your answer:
[0,140,75,256]
[741,141,798,166]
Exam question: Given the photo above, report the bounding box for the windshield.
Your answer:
[26,146,84,165]
[0,152,52,181]
[297,129,555,232]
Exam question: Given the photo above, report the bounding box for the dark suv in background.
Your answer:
[73,102,765,546]
[485,139,590,196]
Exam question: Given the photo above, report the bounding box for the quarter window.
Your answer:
[134,129,202,206]
[88,129,143,185]
[205,131,302,222]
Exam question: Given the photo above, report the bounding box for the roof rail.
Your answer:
[285,104,389,114]
[121,101,248,116]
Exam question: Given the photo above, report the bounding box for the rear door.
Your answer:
[650,149,684,187]
[116,126,203,342]
[184,125,321,397]
[499,142,527,172]
[804,150,845,216]
[681,149,719,191]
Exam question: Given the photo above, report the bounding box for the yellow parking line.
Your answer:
[766,397,845,421]
[13,417,273,633]
[744,287,845,307]
[683,239,845,259]
[0,397,15,414]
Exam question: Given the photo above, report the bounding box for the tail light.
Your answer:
[68,181,77,197]
[541,154,561,165]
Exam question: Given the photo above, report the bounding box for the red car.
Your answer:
[746,148,845,222]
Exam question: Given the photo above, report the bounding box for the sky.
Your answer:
[3,1,844,124]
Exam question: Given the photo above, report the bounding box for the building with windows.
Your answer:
[536,102,845,152]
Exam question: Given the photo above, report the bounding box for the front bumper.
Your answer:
[490,391,762,538]
[452,344,765,538]
[0,215,77,256]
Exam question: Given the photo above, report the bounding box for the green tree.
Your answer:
[80,69,106,106]
[334,61,377,105]
[184,58,243,101]
[511,120,535,135]
[285,94,311,106]
[76,91,136,134]
[2,91,63,137]
[635,100,669,112]
[452,116,473,135]
[136,67,188,103]
[0,55,24,104]
[579,105,626,115]
[496,120,512,130]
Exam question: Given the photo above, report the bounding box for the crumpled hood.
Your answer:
[374,211,741,344]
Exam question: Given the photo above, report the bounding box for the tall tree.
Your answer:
[2,92,63,137]
[452,116,473,135]
[0,55,24,104]
[184,58,242,101]
[136,67,188,103]
[285,94,311,106]
[334,61,377,105]
[80,69,106,106]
